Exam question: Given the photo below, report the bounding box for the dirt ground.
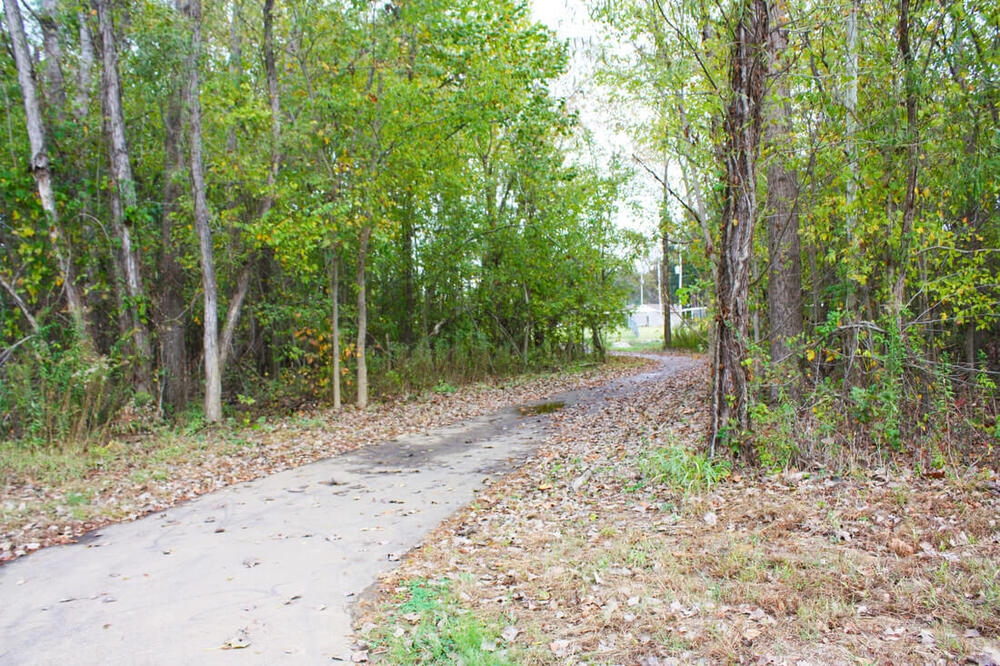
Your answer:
[357,354,1000,665]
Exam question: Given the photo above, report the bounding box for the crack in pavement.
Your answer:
[0,355,692,664]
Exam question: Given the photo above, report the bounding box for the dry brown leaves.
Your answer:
[0,358,650,562]
[360,356,1000,665]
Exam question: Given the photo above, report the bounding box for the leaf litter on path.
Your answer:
[1,358,650,562]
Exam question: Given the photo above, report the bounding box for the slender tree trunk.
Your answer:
[329,250,341,410]
[262,0,280,218]
[180,0,222,422]
[711,0,769,457]
[96,0,154,393]
[661,232,672,350]
[159,80,188,411]
[660,156,672,350]
[3,0,92,346]
[890,0,919,330]
[765,9,803,374]
[219,265,251,371]
[401,212,415,346]
[356,226,372,408]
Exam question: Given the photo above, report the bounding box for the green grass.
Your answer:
[372,579,515,664]
[639,439,731,493]
[609,322,709,353]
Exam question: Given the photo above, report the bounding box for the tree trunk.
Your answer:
[329,249,341,410]
[39,0,66,119]
[765,9,803,374]
[159,80,188,412]
[219,264,252,371]
[890,0,919,330]
[73,11,95,122]
[660,156,672,350]
[711,0,769,458]
[661,232,672,350]
[179,0,222,422]
[96,0,154,393]
[261,0,280,218]
[3,0,92,346]
[401,211,415,346]
[356,226,372,408]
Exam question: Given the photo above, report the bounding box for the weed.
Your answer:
[639,438,730,493]
[373,578,515,664]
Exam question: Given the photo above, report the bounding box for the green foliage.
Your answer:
[639,438,731,493]
[0,338,124,446]
[374,579,514,665]
[670,321,709,353]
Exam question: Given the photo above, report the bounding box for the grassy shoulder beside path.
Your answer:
[357,357,1000,665]
[1,356,650,561]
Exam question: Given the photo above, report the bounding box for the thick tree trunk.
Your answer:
[356,226,372,409]
[73,11,95,122]
[711,0,769,457]
[159,83,188,412]
[180,0,222,422]
[96,0,154,393]
[329,250,341,410]
[3,0,92,345]
[765,12,803,372]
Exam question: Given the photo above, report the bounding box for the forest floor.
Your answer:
[356,354,1000,665]
[0,356,648,562]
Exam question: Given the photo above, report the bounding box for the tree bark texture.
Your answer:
[660,157,672,350]
[261,0,280,218]
[39,0,67,117]
[3,0,92,344]
[890,0,919,329]
[74,11,95,122]
[329,250,341,410]
[711,0,769,457]
[96,0,154,393]
[765,10,802,370]
[356,226,372,408]
[179,0,222,422]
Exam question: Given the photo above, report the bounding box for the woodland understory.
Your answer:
[0,0,999,661]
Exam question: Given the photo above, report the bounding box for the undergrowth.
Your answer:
[639,437,731,492]
[369,578,514,664]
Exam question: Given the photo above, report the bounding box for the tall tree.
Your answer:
[764,3,802,378]
[179,0,222,422]
[96,0,155,393]
[3,0,92,345]
[711,0,770,456]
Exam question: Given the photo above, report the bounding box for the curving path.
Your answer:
[0,354,697,664]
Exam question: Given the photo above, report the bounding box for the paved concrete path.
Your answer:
[0,354,694,664]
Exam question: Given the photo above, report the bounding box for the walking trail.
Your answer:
[0,354,693,664]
